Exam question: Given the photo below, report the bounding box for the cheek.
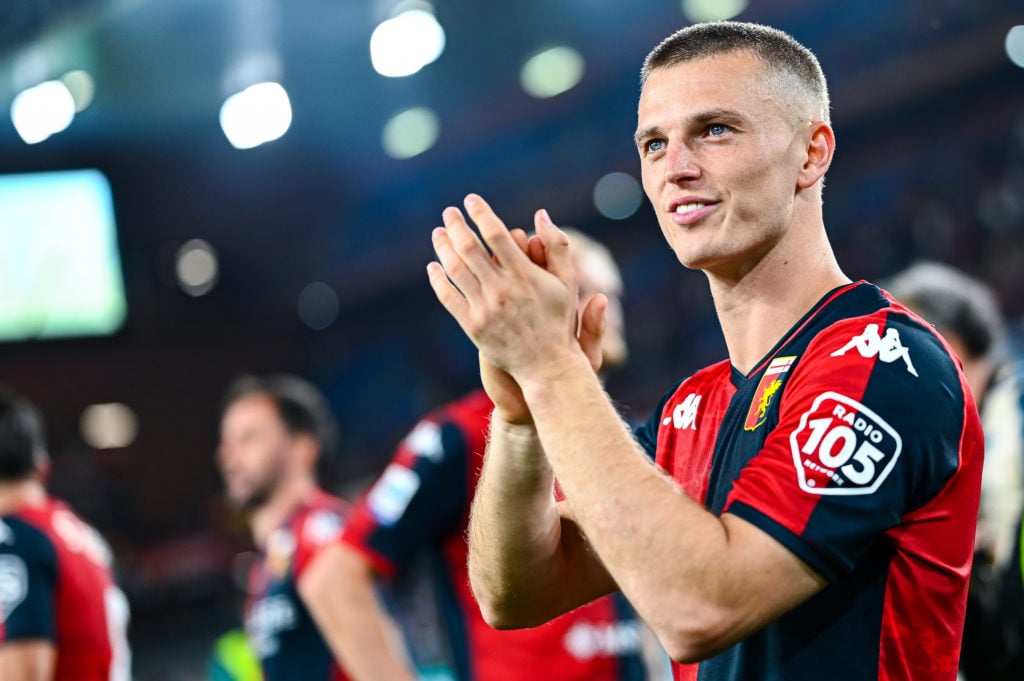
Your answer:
[730,154,794,216]
[641,164,661,198]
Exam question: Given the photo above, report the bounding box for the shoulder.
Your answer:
[779,300,979,501]
[394,391,489,467]
[298,492,348,542]
[0,514,57,566]
[800,295,963,388]
[288,493,349,578]
[0,514,59,619]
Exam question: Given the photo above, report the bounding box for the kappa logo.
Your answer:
[663,393,702,430]
[831,323,918,377]
[790,391,902,495]
[405,421,444,462]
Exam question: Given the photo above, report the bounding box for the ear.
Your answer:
[290,432,320,473]
[797,121,835,190]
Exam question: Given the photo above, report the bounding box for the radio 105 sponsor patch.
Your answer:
[789,392,902,495]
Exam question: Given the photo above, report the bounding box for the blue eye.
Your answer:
[646,139,666,153]
[708,124,728,136]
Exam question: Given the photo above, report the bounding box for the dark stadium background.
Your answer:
[1,0,1022,677]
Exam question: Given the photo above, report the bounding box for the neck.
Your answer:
[250,477,319,547]
[707,213,850,374]
[0,478,47,515]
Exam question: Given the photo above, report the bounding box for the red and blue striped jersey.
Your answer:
[342,390,650,681]
[635,281,983,681]
[0,497,131,681]
[245,490,350,681]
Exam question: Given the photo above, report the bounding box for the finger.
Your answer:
[432,226,483,301]
[578,293,607,374]
[527,234,548,269]
[442,206,502,285]
[462,194,532,271]
[509,228,530,255]
[534,209,575,287]
[426,261,472,326]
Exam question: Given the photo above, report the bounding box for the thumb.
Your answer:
[578,293,607,373]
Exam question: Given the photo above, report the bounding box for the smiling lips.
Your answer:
[670,200,718,225]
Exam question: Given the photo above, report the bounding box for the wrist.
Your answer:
[519,350,594,409]
[489,411,540,440]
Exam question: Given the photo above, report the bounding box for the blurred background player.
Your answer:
[884,261,1024,680]
[0,386,132,681]
[334,228,668,680]
[217,374,412,681]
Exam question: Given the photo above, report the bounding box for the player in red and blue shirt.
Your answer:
[244,490,349,681]
[633,282,981,680]
[342,390,650,681]
[0,387,132,681]
[218,374,395,681]
[423,21,983,681]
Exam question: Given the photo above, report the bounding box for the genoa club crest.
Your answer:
[744,355,797,431]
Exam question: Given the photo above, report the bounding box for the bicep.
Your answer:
[297,542,376,624]
[0,640,56,681]
[296,543,377,651]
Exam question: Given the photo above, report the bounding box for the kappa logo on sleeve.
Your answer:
[790,392,903,495]
[405,421,444,462]
[830,322,918,376]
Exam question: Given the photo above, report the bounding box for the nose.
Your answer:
[664,142,701,184]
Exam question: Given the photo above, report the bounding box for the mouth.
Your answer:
[669,199,718,226]
[675,201,709,215]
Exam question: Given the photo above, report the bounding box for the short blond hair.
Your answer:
[641,21,830,125]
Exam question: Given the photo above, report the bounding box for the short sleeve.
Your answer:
[0,518,58,642]
[341,418,469,576]
[724,315,974,582]
[291,505,348,579]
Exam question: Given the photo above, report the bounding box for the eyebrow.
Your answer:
[634,107,748,147]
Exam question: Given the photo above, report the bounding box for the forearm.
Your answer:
[469,414,612,626]
[520,353,822,659]
[298,544,416,681]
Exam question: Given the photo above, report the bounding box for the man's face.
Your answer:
[217,394,292,510]
[635,50,812,278]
